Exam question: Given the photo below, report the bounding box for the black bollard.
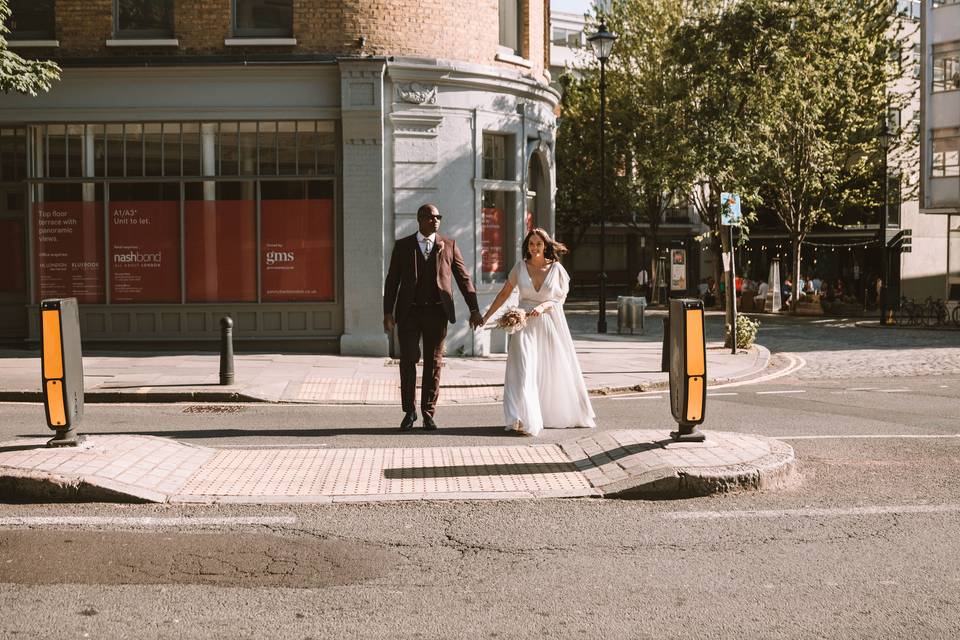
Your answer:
[661,315,670,373]
[220,316,234,385]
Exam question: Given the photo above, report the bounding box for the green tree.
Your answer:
[755,0,915,312]
[669,0,789,339]
[604,0,693,289]
[0,0,60,96]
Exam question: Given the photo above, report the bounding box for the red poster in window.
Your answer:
[109,201,180,303]
[525,210,534,233]
[481,207,504,275]
[0,220,25,294]
[185,200,256,302]
[261,199,334,302]
[33,202,105,303]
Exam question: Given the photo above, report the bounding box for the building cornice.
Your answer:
[386,57,560,108]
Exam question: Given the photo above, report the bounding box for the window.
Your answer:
[481,133,516,284]
[483,133,511,181]
[932,129,960,177]
[934,0,960,7]
[32,121,335,179]
[115,0,174,38]
[28,121,337,306]
[482,191,515,284]
[933,47,960,93]
[5,0,55,40]
[498,0,522,55]
[234,0,292,38]
[896,0,921,20]
[551,27,582,48]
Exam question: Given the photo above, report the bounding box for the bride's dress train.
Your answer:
[502,261,596,436]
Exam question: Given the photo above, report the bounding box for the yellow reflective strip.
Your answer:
[685,309,705,376]
[45,380,66,427]
[686,376,704,423]
[42,309,63,380]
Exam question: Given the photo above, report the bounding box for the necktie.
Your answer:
[423,239,431,258]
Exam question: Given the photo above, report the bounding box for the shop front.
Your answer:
[13,118,342,348]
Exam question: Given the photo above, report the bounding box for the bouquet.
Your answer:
[496,307,528,335]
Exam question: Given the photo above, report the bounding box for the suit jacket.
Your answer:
[384,233,479,324]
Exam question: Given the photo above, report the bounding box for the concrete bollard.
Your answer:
[219,316,234,385]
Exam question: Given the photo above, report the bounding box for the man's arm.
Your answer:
[450,239,478,312]
[449,240,483,328]
[383,240,404,332]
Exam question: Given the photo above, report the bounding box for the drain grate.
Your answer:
[182,405,246,414]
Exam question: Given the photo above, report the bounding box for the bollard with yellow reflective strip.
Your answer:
[668,298,706,442]
[40,298,85,447]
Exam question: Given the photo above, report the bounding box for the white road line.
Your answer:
[779,434,960,440]
[0,516,298,527]
[667,504,960,521]
[710,354,807,390]
[756,389,806,395]
[847,387,880,391]
[610,395,664,401]
[875,388,911,393]
[707,392,739,397]
[215,444,331,449]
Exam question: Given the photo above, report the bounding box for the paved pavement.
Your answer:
[0,429,795,503]
[0,309,770,404]
[12,309,913,505]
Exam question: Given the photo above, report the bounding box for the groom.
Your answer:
[383,203,483,431]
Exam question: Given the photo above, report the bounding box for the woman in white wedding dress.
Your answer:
[481,228,596,436]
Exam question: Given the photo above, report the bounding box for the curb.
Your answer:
[855,320,960,332]
[0,344,774,405]
[602,439,797,499]
[0,390,266,404]
[0,467,152,504]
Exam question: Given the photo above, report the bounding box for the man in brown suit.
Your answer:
[383,204,483,431]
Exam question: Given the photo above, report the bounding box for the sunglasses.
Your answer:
[420,214,443,220]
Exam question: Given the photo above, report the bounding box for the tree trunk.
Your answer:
[791,235,801,315]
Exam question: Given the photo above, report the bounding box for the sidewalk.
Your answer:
[0,313,770,404]
[0,430,796,503]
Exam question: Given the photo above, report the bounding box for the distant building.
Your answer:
[0,0,559,356]
[920,0,960,300]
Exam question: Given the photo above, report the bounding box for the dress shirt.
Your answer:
[416,231,437,258]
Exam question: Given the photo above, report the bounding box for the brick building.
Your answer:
[0,0,558,355]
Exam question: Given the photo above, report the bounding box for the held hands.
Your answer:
[469,311,484,329]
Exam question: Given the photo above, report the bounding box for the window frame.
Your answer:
[498,0,523,56]
[931,129,960,178]
[232,0,294,38]
[5,0,55,40]
[932,45,960,94]
[113,0,175,39]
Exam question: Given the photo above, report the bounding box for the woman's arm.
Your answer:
[481,280,517,325]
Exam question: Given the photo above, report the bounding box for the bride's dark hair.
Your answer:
[522,227,568,261]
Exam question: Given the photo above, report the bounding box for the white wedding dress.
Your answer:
[502,260,596,435]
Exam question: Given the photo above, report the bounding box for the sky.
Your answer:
[551,0,594,15]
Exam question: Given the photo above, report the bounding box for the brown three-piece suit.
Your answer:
[383,233,479,417]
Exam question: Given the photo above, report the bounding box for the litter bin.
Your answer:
[617,296,647,334]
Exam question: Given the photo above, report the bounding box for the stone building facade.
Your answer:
[0,0,558,355]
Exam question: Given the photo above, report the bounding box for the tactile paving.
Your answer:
[178,444,591,497]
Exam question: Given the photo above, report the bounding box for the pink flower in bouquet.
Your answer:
[496,307,528,335]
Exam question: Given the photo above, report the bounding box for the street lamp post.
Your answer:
[879,118,890,326]
[588,22,617,334]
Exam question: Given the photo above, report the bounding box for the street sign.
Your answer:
[720,193,742,225]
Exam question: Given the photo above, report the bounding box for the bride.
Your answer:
[481,228,596,436]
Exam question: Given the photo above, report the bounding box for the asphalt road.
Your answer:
[1,319,959,638]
